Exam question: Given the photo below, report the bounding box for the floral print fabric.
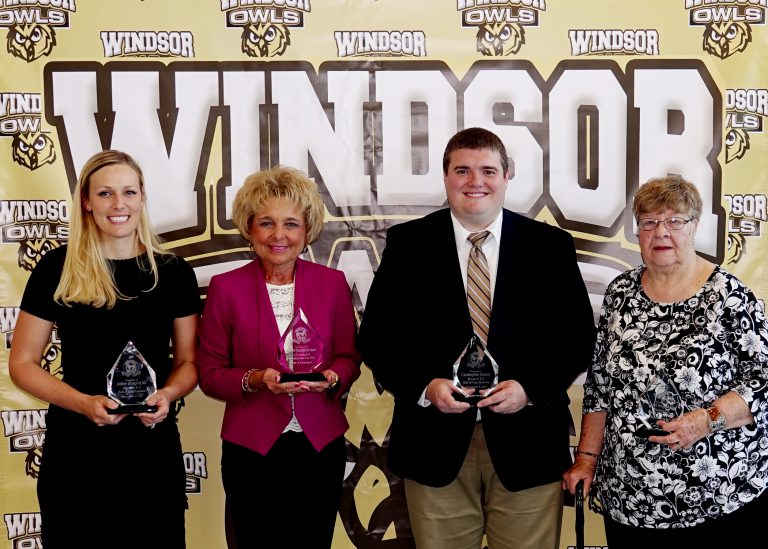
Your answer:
[584,265,768,528]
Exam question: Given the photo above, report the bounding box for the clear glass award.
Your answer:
[106,341,158,415]
[634,371,686,437]
[452,334,499,404]
[278,308,326,382]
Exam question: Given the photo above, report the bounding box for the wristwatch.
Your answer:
[706,406,726,432]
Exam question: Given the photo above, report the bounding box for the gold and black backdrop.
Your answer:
[1,1,766,547]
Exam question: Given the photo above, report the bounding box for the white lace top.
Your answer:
[266,282,303,433]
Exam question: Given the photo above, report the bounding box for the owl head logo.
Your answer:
[702,21,751,59]
[475,22,525,56]
[726,232,745,265]
[18,238,62,272]
[340,427,411,548]
[6,23,57,62]
[241,23,290,57]
[11,131,56,170]
[725,128,750,164]
[122,359,140,377]
[25,448,43,479]
[41,342,63,378]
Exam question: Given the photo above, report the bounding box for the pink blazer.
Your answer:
[197,258,361,455]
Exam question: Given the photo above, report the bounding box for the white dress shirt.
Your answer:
[418,209,504,408]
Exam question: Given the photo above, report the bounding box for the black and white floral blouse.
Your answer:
[584,265,768,528]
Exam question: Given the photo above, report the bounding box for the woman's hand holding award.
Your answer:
[634,371,686,437]
[106,341,159,414]
[278,308,326,382]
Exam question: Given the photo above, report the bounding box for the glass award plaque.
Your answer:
[452,334,499,404]
[106,341,158,415]
[635,371,685,437]
[278,308,326,382]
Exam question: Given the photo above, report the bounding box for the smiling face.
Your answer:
[637,208,699,271]
[444,147,509,231]
[248,197,307,279]
[84,163,144,257]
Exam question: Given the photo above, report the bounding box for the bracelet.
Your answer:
[576,450,600,459]
[242,369,259,393]
[328,372,340,389]
[706,405,726,432]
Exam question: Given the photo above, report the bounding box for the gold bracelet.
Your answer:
[576,450,599,459]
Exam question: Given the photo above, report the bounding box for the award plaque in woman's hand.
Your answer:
[106,341,159,414]
[278,308,326,383]
[635,373,685,438]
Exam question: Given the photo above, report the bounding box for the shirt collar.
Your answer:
[450,209,503,249]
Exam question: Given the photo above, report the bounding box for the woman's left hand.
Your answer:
[262,367,308,395]
[653,409,709,451]
[137,388,172,429]
[298,369,339,393]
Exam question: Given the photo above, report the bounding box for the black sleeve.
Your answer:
[19,246,66,322]
[165,255,201,319]
[358,224,437,403]
[514,228,597,407]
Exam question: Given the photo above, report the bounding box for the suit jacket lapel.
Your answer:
[432,209,473,335]
[250,259,292,413]
[250,259,282,345]
[489,209,520,344]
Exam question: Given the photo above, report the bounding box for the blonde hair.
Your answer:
[633,175,703,221]
[232,166,325,245]
[54,150,167,308]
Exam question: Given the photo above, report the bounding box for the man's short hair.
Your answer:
[442,127,509,175]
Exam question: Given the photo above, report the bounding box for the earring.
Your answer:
[248,242,254,251]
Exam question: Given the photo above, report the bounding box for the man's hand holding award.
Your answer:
[452,334,499,405]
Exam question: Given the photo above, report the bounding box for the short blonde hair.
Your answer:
[233,166,325,245]
[633,175,703,221]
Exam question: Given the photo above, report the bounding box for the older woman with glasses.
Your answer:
[562,175,768,548]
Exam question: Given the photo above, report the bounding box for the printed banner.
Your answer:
[1,1,766,547]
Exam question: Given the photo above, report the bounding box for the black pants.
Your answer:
[221,433,345,549]
[604,487,768,548]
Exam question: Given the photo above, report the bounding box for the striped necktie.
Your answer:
[467,231,492,344]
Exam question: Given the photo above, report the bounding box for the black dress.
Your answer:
[20,246,200,549]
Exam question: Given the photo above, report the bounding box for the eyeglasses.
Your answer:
[637,217,692,231]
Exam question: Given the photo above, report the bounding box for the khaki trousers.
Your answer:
[404,423,563,549]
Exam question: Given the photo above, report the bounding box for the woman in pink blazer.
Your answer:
[196,166,361,549]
